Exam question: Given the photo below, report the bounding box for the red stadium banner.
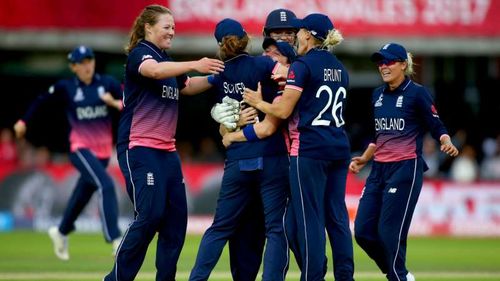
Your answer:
[0,0,499,37]
[1,162,500,236]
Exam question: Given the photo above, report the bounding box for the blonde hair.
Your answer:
[321,28,344,49]
[217,35,250,60]
[125,5,172,54]
[404,52,415,76]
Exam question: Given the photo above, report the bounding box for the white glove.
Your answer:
[222,96,240,108]
[211,97,240,130]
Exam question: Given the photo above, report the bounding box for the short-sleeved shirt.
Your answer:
[211,54,288,160]
[117,40,188,153]
[371,78,448,162]
[285,48,351,160]
[23,74,122,159]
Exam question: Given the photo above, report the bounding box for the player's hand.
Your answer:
[237,107,258,127]
[349,156,367,174]
[440,137,459,157]
[211,98,240,130]
[243,82,263,108]
[13,120,27,139]
[100,92,123,110]
[195,57,225,75]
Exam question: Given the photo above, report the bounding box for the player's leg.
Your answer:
[228,190,265,281]
[378,159,423,281]
[289,156,328,281]
[69,149,121,242]
[324,158,354,281]
[57,176,95,235]
[105,147,166,281]
[189,160,255,281]
[354,162,388,273]
[155,151,187,281]
[259,155,290,281]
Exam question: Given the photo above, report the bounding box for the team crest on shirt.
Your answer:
[146,172,155,186]
[74,87,84,102]
[374,93,383,107]
[396,95,403,107]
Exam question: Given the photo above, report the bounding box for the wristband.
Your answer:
[242,124,259,141]
[207,75,215,85]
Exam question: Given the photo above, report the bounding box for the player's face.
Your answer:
[295,28,309,55]
[263,45,288,66]
[377,60,406,84]
[269,28,296,44]
[71,58,95,85]
[147,13,175,50]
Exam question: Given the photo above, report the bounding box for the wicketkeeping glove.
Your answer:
[211,97,240,130]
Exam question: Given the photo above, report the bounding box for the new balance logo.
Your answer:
[146,172,154,186]
[388,187,397,193]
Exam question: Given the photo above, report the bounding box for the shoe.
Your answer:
[112,237,122,256]
[406,272,415,281]
[48,226,69,261]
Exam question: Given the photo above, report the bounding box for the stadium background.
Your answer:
[1,0,500,238]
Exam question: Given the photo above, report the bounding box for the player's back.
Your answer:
[288,48,350,160]
[213,54,287,160]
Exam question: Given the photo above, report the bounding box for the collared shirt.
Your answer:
[23,74,122,159]
[371,77,448,162]
[117,40,188,153]
[285,48,351,160]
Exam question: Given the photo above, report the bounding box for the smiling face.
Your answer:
[377,60,406,87]
[145,13,175,50]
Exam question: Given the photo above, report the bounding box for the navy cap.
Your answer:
[263,9,297,35]
[262,37,297,63]
[68,45,94,63]
[291,13,333,41]
[214,18,247,45]
[371,43,408,62]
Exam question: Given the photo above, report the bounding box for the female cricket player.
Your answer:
[13,45,123,261]
[189,18,291,281]
[243,13,355,281]
[350,43,459,281]
[103,5,224,281]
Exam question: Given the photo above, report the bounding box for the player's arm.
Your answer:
[416,87,459,157]
[180,76,213,96]
[349,143,376,174]
[100,93,123,110]
[243,83,300,119]
[13,83,61,139]
[139,58,224,79]
[222,115,280,147]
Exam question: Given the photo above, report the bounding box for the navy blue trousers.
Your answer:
[190,155,290,281]
[105,147,187,281]
[354,158,423,281]
[288,156,354,281]
[60,148,121,242]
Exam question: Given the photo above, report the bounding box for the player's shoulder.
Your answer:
[406,79,430,96]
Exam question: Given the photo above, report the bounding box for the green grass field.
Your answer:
[0,231,499,280]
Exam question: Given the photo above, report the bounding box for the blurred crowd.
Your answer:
[2,126,500,182]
